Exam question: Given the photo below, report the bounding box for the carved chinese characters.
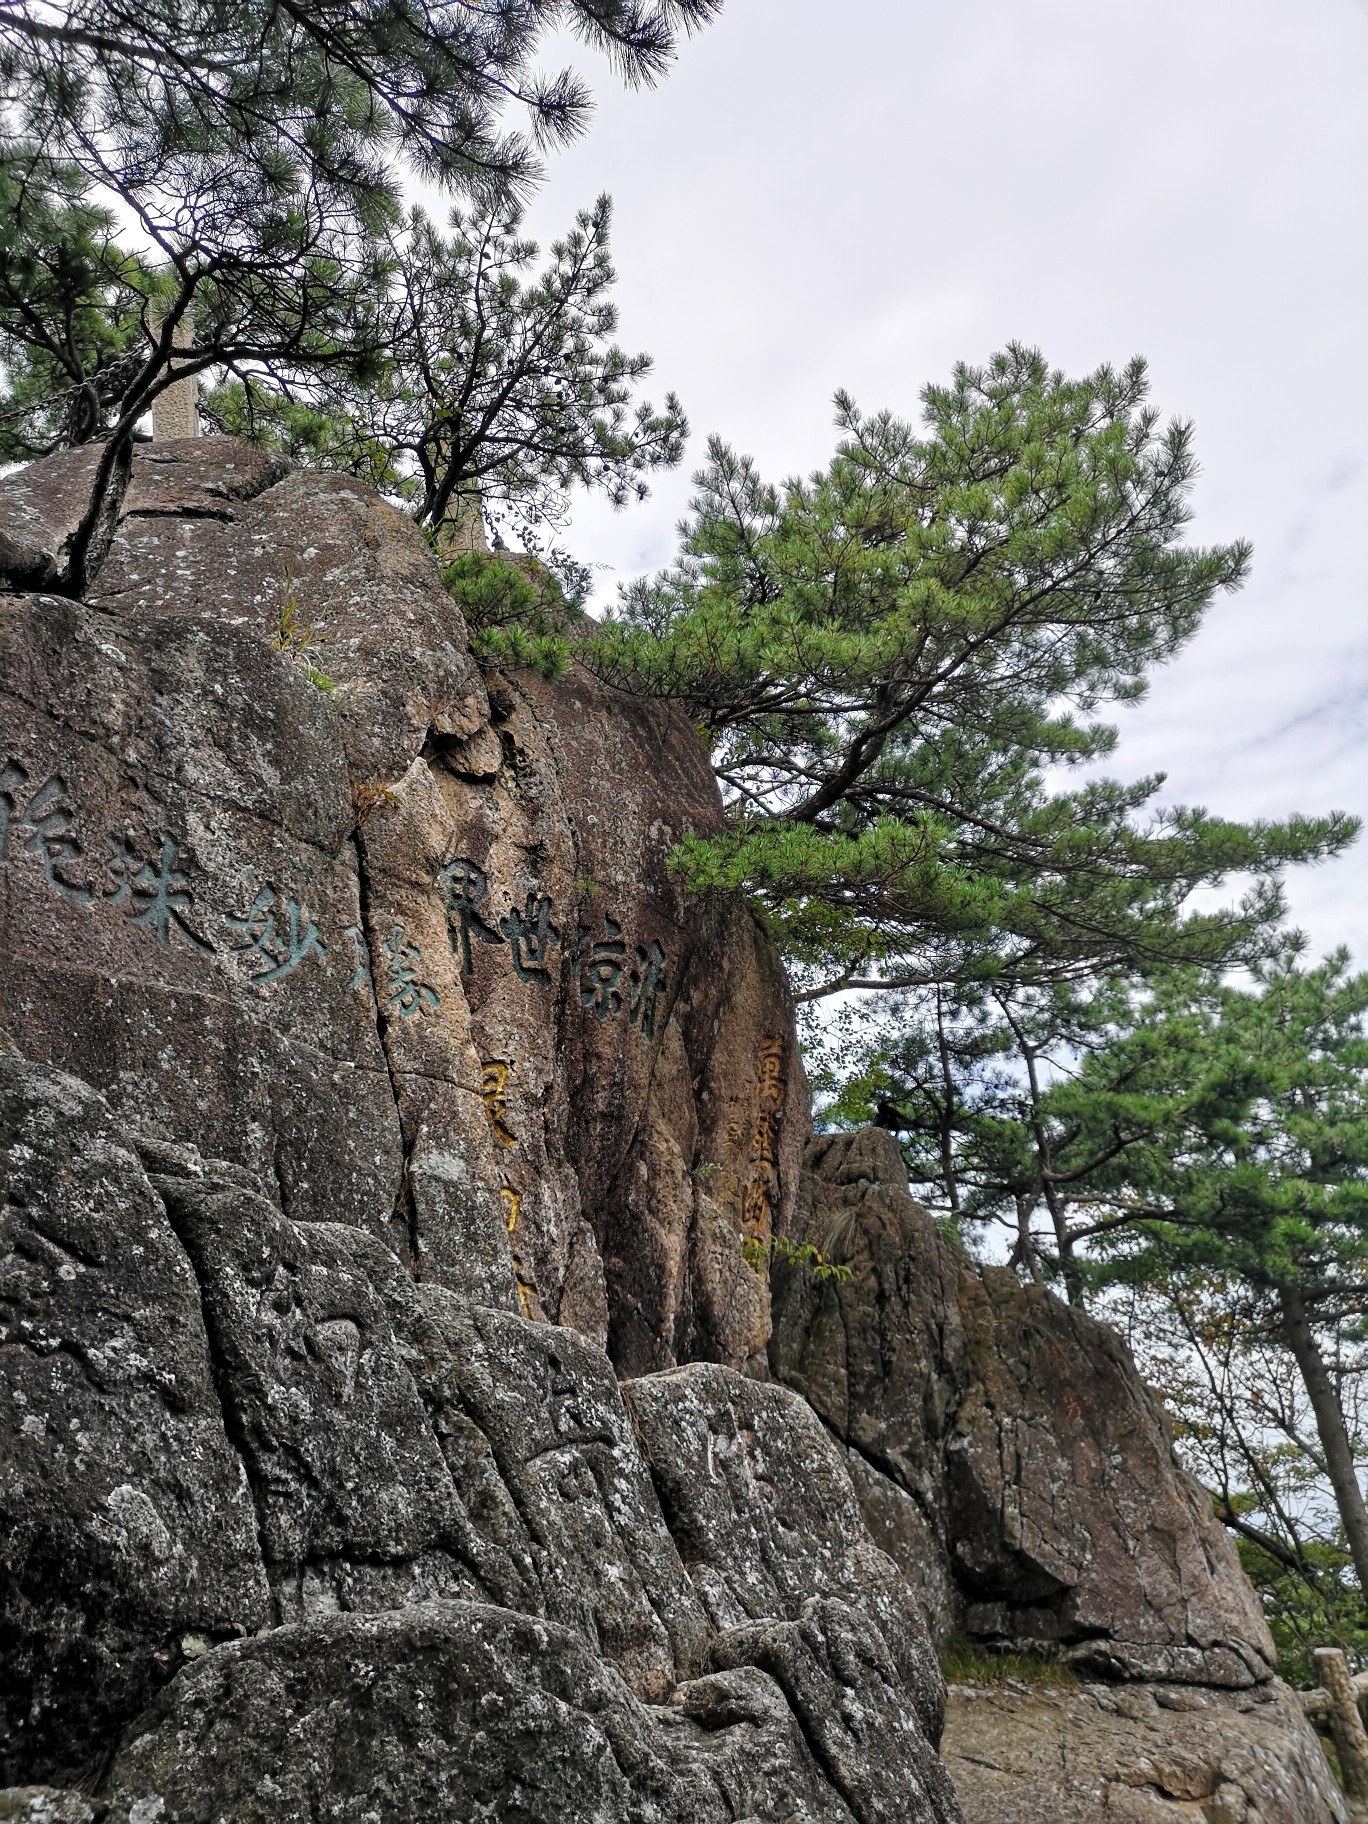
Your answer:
[228,886,328,983]
[379,924,439,1018]
[2,761,214,950]
[480,1061,518,1147]
[439,855,669,1039]
[1,762,669,1050]
[0,763,92,904]
[732,1038,787,1241]
[1,752,349,992]
[106,835,213,953]
[480,1062,542,1319]
[500,893,559,986]
[438,859,503,973]
[575,918,666,1038]
[343,924,372,991]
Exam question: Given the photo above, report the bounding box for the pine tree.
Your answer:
[837,950,1368,1593]
[204,196,685,553]
[0,0,718,593]
[0,160,153,460]
[588,347,1356,1001]
[1072,950,1368,1597]
[821,975,1151,1300]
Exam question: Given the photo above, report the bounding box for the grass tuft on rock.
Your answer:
[937,1632,1082,1688]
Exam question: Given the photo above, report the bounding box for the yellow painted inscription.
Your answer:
[480,1060,518,1147]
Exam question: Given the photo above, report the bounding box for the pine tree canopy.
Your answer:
[1006,948,1368,1592]
[0,148,394,461]
[1073,950,1368,1313]
[587,347,1357,1000]
[0,0,718,592]
[1,1,719,209]
[837,953,1368,1304]
[204,195,685,547]
[0,157,154,458]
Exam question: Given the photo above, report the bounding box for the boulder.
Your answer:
[0,1058,956,1820]
[628,1365,959,1822]
[90,1603,862,1824]
[3,436,1345,1823]
[941,1679,1343,1824]
[0,1059,269,1786]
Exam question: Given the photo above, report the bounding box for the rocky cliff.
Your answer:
[770,1131,1343,1822]
[0,440,1344,1823]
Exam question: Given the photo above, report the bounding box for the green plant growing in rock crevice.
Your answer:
[350,776,403,824]
[936,1631,1081,1688]
[272,569,338,696]
[743,1232,852,1283]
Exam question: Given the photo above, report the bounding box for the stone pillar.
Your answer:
[1315,1646,1368,1818]
[151,310,199,440]
[435,490,488,558]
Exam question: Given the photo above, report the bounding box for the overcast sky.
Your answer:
[517,0,1368,964]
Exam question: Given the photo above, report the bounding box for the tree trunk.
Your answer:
[1017,1032,1083,1305]
[62,428,134,598]
[1279,1285,1368,1596]
[934,990,961,1215]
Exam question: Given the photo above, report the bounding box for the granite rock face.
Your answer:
[770,1130,1343,1822]
[0,1062,268,1784]
[941,1680,1344,1824]
[0,1057,956,1819]
[94,1604,867,1824]
[770,1130,1274,1689]
[0,439,806,1374]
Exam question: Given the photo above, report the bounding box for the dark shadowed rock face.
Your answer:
[0,1061,268,1785]
[0,438,807,1377]
[769,1132,1347,1821]
[95,1602,896,1824]
[0,1058,956,1819]
[770,1130,1274,1689]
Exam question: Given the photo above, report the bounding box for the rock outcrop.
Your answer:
[0,439,1345,1822]
[0,1054,959,1820]
[770,1130,1273,1686]
[770,1129,1342,1822]
[941,1680,1342,1824]
[0,439,805,1375]
[0,441,953,1820]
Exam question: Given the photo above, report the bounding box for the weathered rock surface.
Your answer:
[0,1060,268,1785]
[771,1130,1274,1688]
[941,1679,1343,1824]
[0,1792,96,1823]
[89,1603,868,1824]
[0,1056,955,1818]
[1,438,1345,1822]
[771,1131,1344,1822]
